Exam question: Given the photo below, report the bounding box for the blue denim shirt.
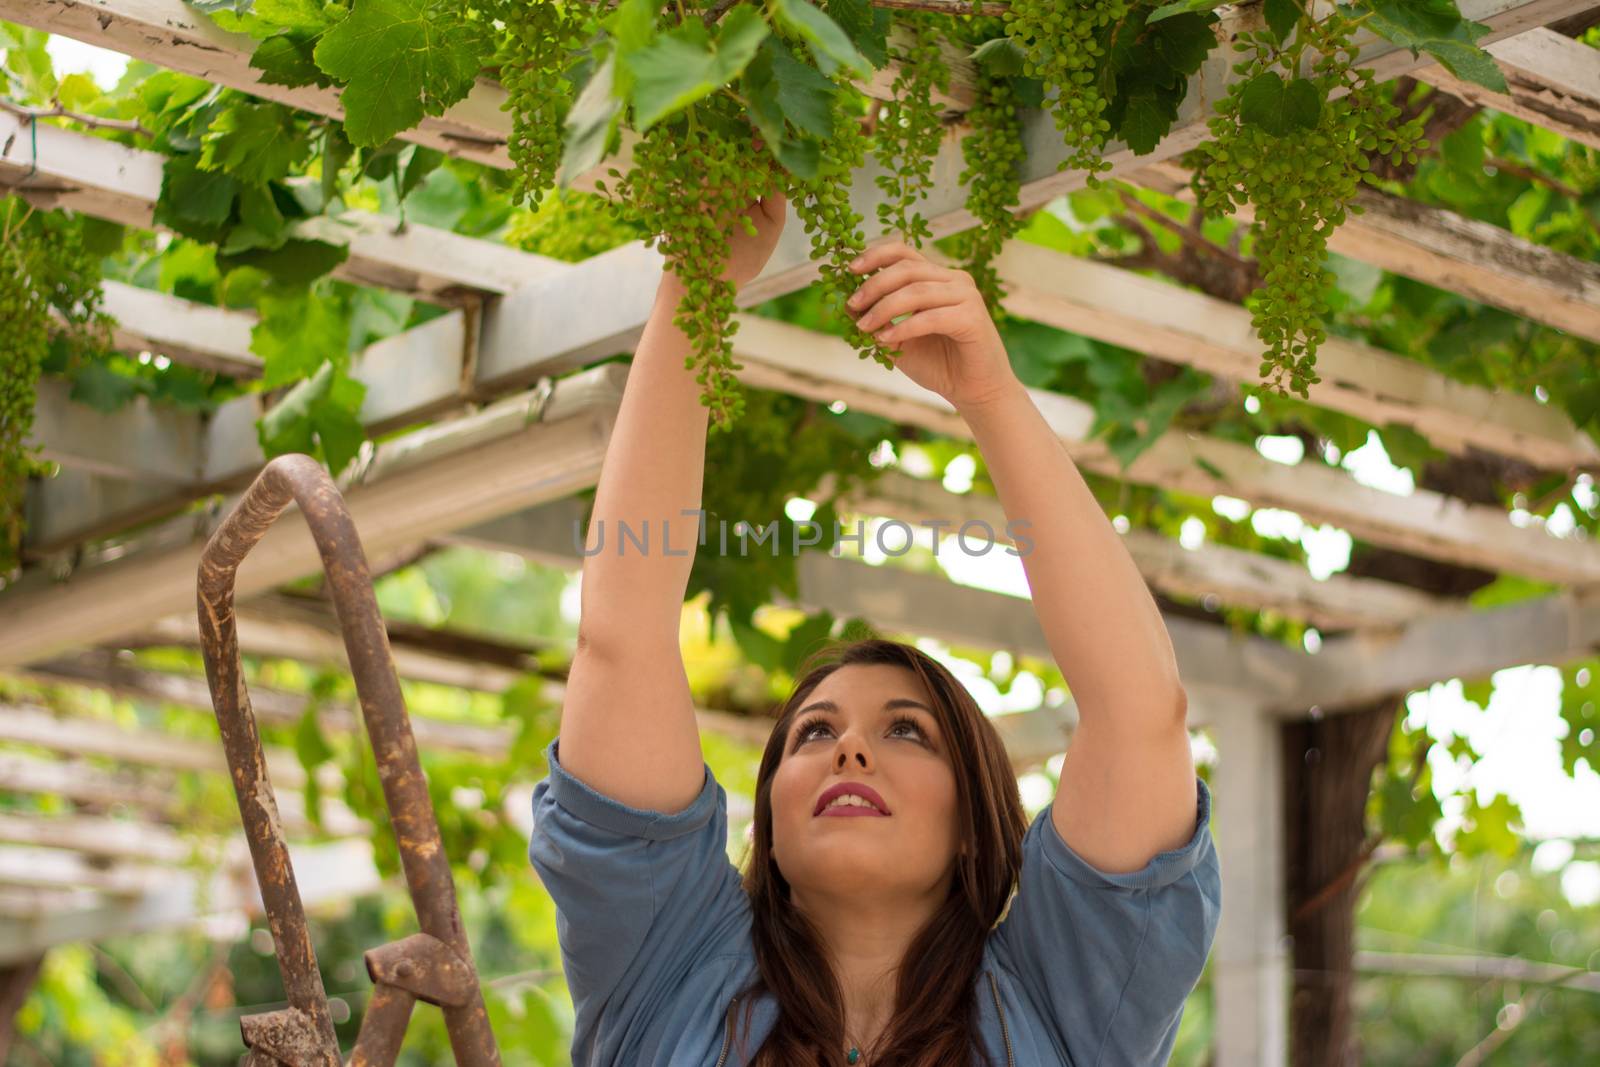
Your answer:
[528,737,1221,1066]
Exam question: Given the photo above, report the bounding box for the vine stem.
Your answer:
[0,95,156,138]
[688,0,1007,25]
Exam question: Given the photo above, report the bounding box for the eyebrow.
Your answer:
[794,697,935,718]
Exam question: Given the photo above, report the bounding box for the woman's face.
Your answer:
[768,663,961,903]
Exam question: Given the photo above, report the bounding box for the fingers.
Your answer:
[874,304,963,346]
[848,239,923,276]
[854,280,966,335]
[846,260,952,320]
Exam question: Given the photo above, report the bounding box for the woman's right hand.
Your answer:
[719,186,787,290]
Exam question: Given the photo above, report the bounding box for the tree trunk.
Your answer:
[0,955,45,1063]
[1282,698,1402,1067]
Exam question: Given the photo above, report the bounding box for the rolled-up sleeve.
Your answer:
[528,737,750,1065]
[988,777,1221,1066]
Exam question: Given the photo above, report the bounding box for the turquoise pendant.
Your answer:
[846,1050,859,1065]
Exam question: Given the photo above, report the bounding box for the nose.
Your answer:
[834,732,871,771]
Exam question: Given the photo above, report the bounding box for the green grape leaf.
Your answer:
[730,614,787,671]
[1453,792,1522,858]
[1263,0,1301,43]
[258,359,369,475]
[294,702,335,771]
[252,288,350,387]
[199,99,312,184]
[969,37,1026,78]
[154,155,240,243]
[398,144,446,200]
[1147,0,1231,23]
[68,360,144,413]
[218,237,350,284]
[781,610,836,675]
[231,183,290,250]
[191,0,257,13]
[742,44,825,178]
[1148,11,1217,76]
[252,33,335,89]
[255,0,336,32]
[1238,72,1320,135]
[772,0,872,80]
[558,51,622,186]
[768,37,836,139]
[823,0,891,68]
[312,0,489,147]
[624,4,770,130]
[1120,90,1171,154]
[1337,0,1507,93]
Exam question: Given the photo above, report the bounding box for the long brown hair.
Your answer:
[729,638,1028,1067]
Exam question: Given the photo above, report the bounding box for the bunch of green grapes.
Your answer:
[1001,0,1130,185]
[611,98,778,430]
[872,14,951,247]
[482,0,587,209]
[953,65,1026,316]
[1189,12,1427,397]
[789,83,896,370]
[1,199,110,575]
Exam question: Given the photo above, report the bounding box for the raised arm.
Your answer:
[844,242,1197,874]
[555,189,788,815]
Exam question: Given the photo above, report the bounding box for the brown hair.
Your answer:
[729,638,1028,1067]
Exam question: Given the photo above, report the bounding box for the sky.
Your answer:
[45,30,1600,907]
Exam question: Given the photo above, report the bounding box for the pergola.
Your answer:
[3,0,1599,1062]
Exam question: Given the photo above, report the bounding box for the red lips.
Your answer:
[814,781,891,816]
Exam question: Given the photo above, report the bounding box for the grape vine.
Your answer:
[951,46,1027,315]
[609,96,780,431]
[1001,0,1131,186]
[871,15,951,247]
[789,82,898,372]
[1187,6,1429,397]
[481,0,588,211]
[0,198,111,576]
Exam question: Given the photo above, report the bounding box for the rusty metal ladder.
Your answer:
[196,454,500,1067]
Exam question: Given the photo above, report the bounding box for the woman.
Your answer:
[528,184,1222,1066]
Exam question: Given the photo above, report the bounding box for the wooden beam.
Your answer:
[1136,158,1600,350]
[0,113,565,303]
[0,701,311,787]
[0,367,623,669]
[20,648,515,757]
[447,494,1311,706]
[0,838,382,965]
[3,0,1584,310]
[0,0,511,168]
[0,811,194,865]
[0,752,181,818]
[725,313,1600,584]
[28,376,203,484]
[981,241,1599,473]
[1287,585,1600,713]
[1355,949,1600,994]
[1413,27,1600,151]
[0,846,177,896]
[102,280,262,378]
[842,470,1447,631]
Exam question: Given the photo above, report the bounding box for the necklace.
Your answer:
[846,1048,859,1065]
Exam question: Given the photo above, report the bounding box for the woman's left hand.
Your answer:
[846,241,1020,412]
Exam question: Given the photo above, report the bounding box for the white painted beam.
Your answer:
[726,314,1600,584]
[0,366,624,669]
[842,470,1447,631]
[982,241,1599,472]
[1137,158,1600,351]
[102,280,262,378]
[1289,585,1600,713]
[0,113,565,303]
[0,838,381,964]
[0,812,192,865]
[1414,27,1600,151]
[0,0,510,168]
